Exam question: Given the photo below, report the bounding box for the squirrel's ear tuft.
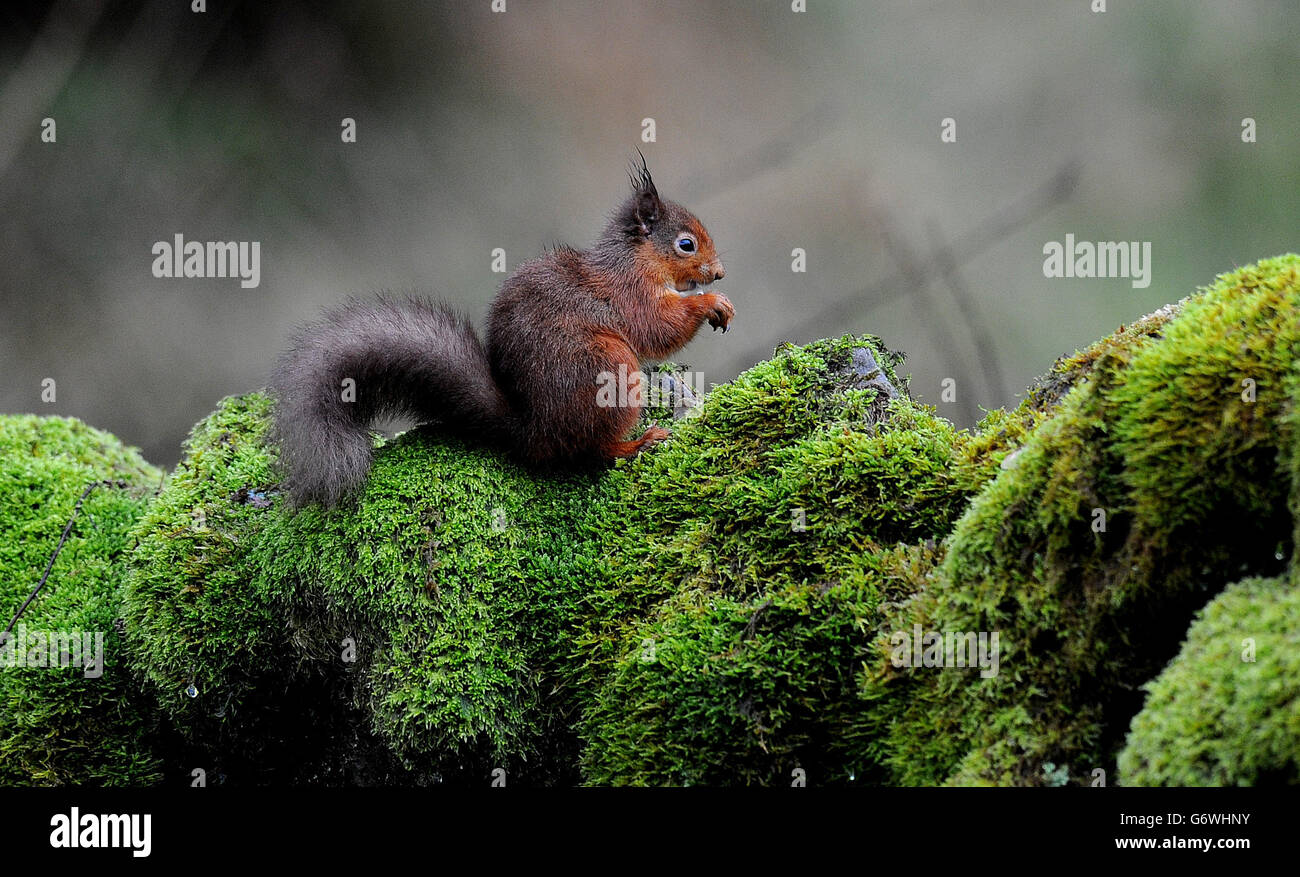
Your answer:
[627,149,661,236]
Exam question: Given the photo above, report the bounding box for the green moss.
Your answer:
[877,254,1300,786]
[0,415,165,785]
[573,302,1213,786]
[1118,575,1300,785]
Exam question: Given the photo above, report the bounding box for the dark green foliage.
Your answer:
[0,416,164,785]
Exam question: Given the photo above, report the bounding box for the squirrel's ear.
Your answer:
[628,150,662,236]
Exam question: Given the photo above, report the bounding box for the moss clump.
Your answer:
[124,391,607,784]
[1118,575,1300,785]
[573,336,979,785]
[0,416,165,785]
[876,254,1300,786]
[252,432,607,784]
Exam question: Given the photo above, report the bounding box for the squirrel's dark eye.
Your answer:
[674,235,697,255]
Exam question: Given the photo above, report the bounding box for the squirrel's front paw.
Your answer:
[635,426,672,454]
[706,293,735,332]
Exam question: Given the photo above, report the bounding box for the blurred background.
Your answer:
[1,0,1296,467]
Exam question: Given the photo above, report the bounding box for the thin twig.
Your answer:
[924,216,1008,410]
[3,480,120,637]
[872,205,984,425]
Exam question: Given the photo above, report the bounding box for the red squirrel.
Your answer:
[271,157,734,507]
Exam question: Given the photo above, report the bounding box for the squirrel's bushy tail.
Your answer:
[270,295,515,508]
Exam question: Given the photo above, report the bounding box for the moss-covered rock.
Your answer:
[122,394,280,728]
[0,416,165,785]
[873,254,1300,786]
[573,336,979,785]
[118,332,965,786]
[1118,575,1300,785]
[122,391,607,784]
[6,254,1298,787]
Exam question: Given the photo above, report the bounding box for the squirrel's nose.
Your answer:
[710,264,725,282]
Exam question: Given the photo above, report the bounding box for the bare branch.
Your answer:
[924,216,1008,412]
